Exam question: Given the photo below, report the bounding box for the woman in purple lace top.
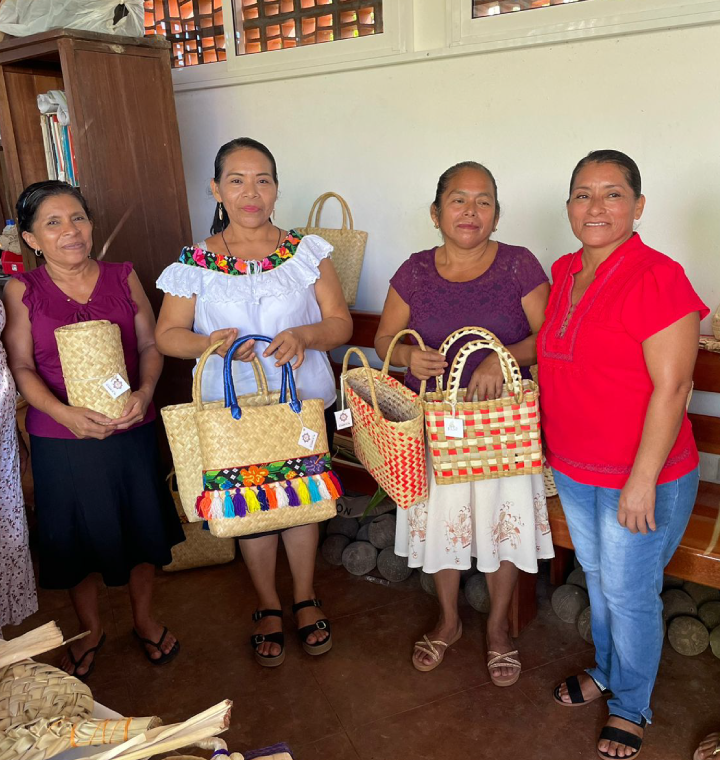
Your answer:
[3,181,183,680]
[375,162,554,684]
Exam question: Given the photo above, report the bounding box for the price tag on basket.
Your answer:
[298,426,319,450]
[103,373,130,399]
[334,408,353,429]
[444,415,464,438]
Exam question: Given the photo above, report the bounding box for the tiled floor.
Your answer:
[5,552,719,760]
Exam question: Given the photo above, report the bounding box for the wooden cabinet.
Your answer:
[0,29,191,312]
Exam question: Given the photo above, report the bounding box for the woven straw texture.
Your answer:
[161,344,279,521]
[162,474,236,571]
[700,335,720,353]
[297,192,367,306]
[713,303,720,340]
[424,327,542,485]
[341,331,428,509]
[0,659,158,760]
[529,365,557,496]
[54,320,130,418]
[196,388,336,538]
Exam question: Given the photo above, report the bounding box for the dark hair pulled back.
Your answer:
[568,149,642,201]
[211,137,279,235]
[16,180,92,234]
[432,161,500,219]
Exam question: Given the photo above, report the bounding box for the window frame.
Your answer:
[446,0,720,52]
[171,0,412,86]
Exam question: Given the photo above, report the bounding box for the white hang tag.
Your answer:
[298,427,319,451]
[444,415,464,439]
[103,373,130,399]
[334,408,353,430]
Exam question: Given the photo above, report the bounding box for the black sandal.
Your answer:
[553,673,611,706]
[597,716,646,759]
[251,609,285,668]
[66,632,106,682]
[292,599,332,656]
[133,626,180,666]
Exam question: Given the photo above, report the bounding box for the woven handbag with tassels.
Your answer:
[194,335,342,538]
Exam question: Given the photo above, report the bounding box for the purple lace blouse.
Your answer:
[390,242,548,393]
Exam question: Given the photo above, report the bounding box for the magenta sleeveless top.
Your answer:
[14,261,156,439]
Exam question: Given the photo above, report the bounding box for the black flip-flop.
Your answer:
[597,717,646,759]
[133,626,180,665]
[553,674,611,706]
[66,632,106,682]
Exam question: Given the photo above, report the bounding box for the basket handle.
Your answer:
[223,335,300,420]
[436,326,515,394]
[192,340,270,409]
[445,336,525,405]
[380,329,429,397]
[305,192,353,230]
[341,346,380,417]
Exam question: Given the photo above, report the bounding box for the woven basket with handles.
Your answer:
[297,192,367,306]
[424,327,543,485]
[193,335,339,538]
[713,302,720,340]
[54,320,130,419]
[161,344,280,522]
[340,330,428,509]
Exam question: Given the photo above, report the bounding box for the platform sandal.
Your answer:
[251,609,285,668]
[292,599,332,656]
[597,716,646,759]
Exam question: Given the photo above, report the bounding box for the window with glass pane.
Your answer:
[473,0,588,18]
[234,0,383,55]
[144,1,226,68]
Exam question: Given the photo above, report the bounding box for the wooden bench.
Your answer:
[549,348,720,588]
[329,310,539,637]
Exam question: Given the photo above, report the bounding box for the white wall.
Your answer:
[172,21,720,328]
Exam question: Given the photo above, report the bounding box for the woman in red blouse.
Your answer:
[538,150,708,759]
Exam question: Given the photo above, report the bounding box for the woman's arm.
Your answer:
[374,287,447,380]
[465,281,550,400]
[155,293,240,359]
[263,258,353,369]
[617,311,699,534]
[111,271,162,428]
[3,279,117,439]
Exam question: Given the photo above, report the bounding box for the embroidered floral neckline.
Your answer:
[178,230,303,275]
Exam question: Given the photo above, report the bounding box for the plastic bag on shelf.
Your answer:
[0,0,144,39]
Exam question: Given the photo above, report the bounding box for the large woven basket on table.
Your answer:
[54,320,130,418]
[297,192,367,306]
[340,330,428,509]
[162,472,236,572]
[161,342,280,522]
[164,335,340,538]
[424,327,543,485]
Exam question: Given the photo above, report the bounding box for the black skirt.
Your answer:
[31,421,185,589]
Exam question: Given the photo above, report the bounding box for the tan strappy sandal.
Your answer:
[412,625,462,672]
[487,649,521,686]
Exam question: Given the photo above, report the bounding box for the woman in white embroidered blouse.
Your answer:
[156,138,352,667]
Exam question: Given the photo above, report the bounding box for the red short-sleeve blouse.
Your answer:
[537,234,709,489]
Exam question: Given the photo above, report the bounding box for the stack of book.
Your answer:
[37,90,78,186]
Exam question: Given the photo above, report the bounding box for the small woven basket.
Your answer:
[297,192,367,306]
[341,331,428,509]
[55,320,130,419]
[424,327,543,485]
[713,303,720,340]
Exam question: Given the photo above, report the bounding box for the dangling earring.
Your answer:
[218,203,224,222]
[34,249,43,258]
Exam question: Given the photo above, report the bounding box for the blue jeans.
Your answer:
[552,467,699,724]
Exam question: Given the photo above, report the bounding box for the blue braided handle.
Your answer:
[222,334,302,420]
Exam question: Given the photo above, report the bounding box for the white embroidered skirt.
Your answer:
[395,456,555,574]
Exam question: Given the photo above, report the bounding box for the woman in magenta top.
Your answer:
[3,181,183,680]
[538,151,708,759]
[375,161,554,684]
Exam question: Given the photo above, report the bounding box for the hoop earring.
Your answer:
[34,249,43,258]
[218,203,224,222]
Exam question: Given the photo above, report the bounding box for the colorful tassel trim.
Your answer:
[196,473,344,520]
